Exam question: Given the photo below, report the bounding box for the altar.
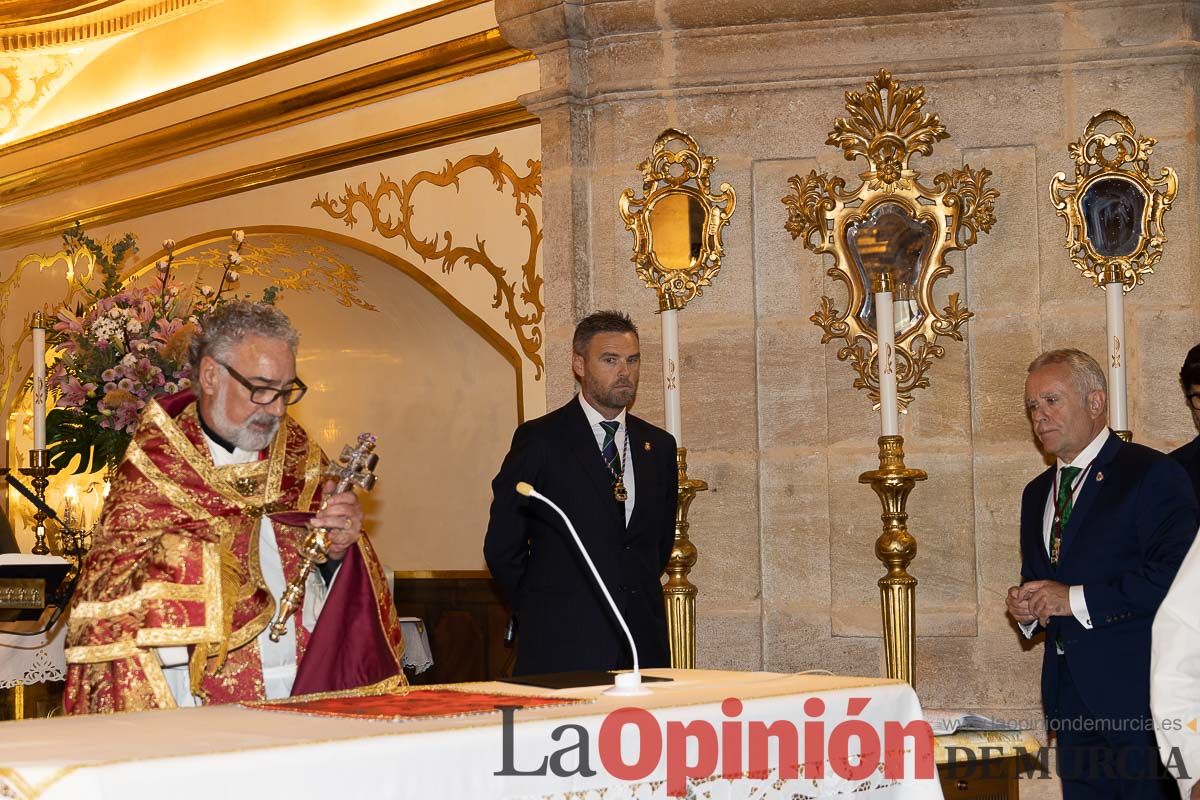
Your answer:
[0,669,942,800]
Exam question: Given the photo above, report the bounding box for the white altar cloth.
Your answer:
[0,669,943,800]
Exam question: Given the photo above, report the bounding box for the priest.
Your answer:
[65,301,404,713]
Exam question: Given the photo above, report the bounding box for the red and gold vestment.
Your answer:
[65,393,404,713]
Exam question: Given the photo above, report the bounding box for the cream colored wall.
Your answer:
[0,2,543,572]
[499,4,1199,795]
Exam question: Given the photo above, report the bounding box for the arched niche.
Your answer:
[6,226,519,572]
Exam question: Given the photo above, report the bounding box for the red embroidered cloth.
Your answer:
[247,688,591,721]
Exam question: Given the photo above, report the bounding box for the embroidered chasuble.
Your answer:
[64,391,405,714]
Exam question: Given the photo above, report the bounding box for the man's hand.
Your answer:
[1006,585,1037,625]
[309,480,364,561]
[1022,580,1072,627]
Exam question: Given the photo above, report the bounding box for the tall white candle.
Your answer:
[1105,282,1128,431]
[32,313,47,450]
[875,289,900,437]
[661,308,682,445]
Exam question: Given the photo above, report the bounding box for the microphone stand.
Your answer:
[515,482,650,696]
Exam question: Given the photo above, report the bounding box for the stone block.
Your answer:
[760,451,831,608]
[756,317,829,448]
[685,451,761,606]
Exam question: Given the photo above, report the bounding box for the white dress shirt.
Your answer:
[578,393,635,525]
[1019,427,1109,641]
[1151,524,1200,799]
[158,432,325,706]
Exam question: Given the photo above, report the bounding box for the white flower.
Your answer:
[108,308,121,319]
[199,285,214,298]
[226,270,240,282]
[162,239,176,253]
[156,259,169,273]
[126,320,142,335]
[227,250,242,266]
[232,230,245,244]
[122,353,138,368]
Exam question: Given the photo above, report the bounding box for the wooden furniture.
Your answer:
[935,730,1044,799]
[391,570,512,684]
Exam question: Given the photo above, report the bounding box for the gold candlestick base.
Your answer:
[664,446,706,669]
[858,435,926,686]
[19,449,58,556]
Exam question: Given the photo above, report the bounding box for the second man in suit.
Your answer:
[484,311,678,675]
[1007,348,1198,799]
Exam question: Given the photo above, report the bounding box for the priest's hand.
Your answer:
[1022,580,1071,627]
[1006,585,1037,626]
[310,480,365,561]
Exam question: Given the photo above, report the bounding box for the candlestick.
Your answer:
[874,276,900,437]
[660,307,682,445]
[20,449,57,555]
[1104,280,1130,437]
[31,313,47,451]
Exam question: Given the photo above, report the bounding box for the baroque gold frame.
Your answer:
[618,129,736,311]
[1049,110,1178,290]
[782,70,998,408]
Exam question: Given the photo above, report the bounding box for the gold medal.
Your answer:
[614,479,628,503]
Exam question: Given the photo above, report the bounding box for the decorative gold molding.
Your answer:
[3,225,526,437]
[393,570,493,580]
[0,0,217,51]
[0,53,71,137]
[781,70,998,409]
[0,0,491,155]
[618,128,736,311]
[0,30,532,210]
[312,149,545,380]
[1049,109,1178,291]
[0,101,538,250]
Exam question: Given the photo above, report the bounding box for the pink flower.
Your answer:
[57,377,96,408]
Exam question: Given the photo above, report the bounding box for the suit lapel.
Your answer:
[1028,467,1055,572]
[566,398,625,528]
[1059,431,1121,564]
[626,417,656,533]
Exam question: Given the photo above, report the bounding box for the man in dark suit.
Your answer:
[1007,348,1198,799]
[484,311,678,675]
[1170,343,1200,501]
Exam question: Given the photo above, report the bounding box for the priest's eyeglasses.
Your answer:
[218,361,307,406]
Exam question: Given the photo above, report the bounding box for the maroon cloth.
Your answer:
[251,688,588,721]
[159,387,403,697]
[291,543,404,695]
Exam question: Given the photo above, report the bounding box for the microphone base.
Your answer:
[604,671,653,697]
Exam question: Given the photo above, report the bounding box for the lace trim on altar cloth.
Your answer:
[508,760,924,800]
[0,646,67,688]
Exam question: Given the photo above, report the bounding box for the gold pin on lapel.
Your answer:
[644,442,652,451]
[1096,472,1104,482]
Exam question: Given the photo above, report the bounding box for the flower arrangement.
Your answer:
[46,224,270,473]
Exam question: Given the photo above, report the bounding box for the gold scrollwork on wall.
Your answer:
[0,54,71,138]
[782,70,998,408]
[311,149,545,379]
[618,129,736,311]
[158,236,378,311]
[1049,110,1178,291]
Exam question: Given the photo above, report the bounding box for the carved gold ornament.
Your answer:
[619,129,737,311]
[0,54,70,138]
[782,70,997,409]
[312,149,545,379]
[1049,110,1178,291]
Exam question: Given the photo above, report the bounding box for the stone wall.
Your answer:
[497,1,1199,792]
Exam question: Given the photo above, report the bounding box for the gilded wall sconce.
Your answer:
[781,70,998,685]
[1049,110,1178,440]
[620,129,737,669]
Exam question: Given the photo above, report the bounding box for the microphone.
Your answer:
[515,481,650,696]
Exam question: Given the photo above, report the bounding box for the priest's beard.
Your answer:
[210,383,282,452]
